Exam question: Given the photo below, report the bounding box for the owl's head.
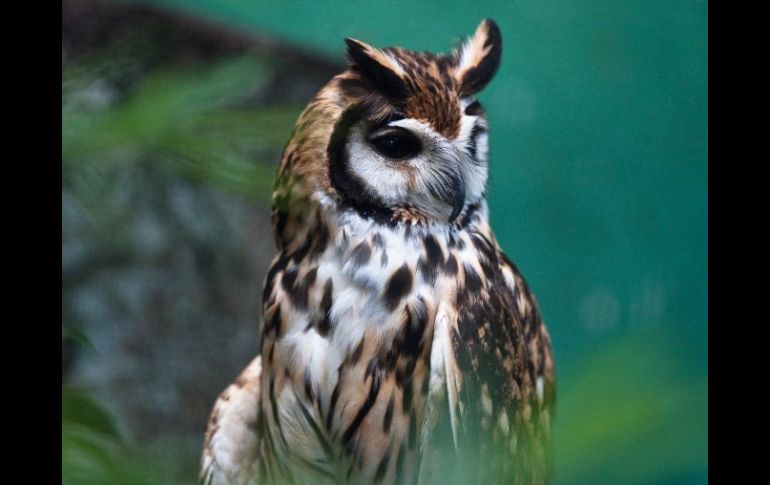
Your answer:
[276,19,501,232]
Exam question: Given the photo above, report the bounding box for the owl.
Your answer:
[201,19,556,485]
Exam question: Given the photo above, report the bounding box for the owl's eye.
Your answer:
[367,127,421,160]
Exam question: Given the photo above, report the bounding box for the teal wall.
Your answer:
[140,1,708,482]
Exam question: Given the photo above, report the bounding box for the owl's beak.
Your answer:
[448,175,466,223]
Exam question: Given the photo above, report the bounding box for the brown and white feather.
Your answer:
[201,356,263,485]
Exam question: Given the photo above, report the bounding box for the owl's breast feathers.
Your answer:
[202,200,555,485]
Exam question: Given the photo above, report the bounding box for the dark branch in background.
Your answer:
[62,0,343,104]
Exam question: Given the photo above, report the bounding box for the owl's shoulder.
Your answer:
[200,356,263,485]
[423,232,556,482]
[453,237,555,403]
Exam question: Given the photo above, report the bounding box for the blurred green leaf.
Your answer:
[158,106,302,199]
[62,421,172,485]
[62,387,193,485]
[63,56,270,158]
[62,325,97,355]
[63,54,292,200]
[62,387,121,439]
[553,330,707,484]
[62,422,122,485]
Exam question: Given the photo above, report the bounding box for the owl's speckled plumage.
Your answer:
[201,19,556,485]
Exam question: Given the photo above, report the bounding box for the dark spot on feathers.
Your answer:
[403,357,417,378]
[424,234,444,265]
[343,361,382,444]
[395,366,406,387]
[394,300,427,358]
[304,266,318,286]
[264,254,289,304]
[304,368,313,400]
[315,279,333,336]
[282,267,299,293]
[457,202,479,228]
[402,381,413,413]
[366,357,378,378]
[480,260,495,280]
[382,349,397,370]
[443,253,458,276]
[419,235,444,284]
[274,210,288,246]
[383,395,395,433]
[451,327,462,352]
[351,242,372,267]
[464,263,482,293]
[309,223,330,257]
[470,232,496,262]
[327,367,343,430]
[383,264,412,310]
[266,307,282,336]
[418,256,436,284]
[282,266,317,310]
[289,233,313,264]
[267,341,275,365]
[349,337,365,365]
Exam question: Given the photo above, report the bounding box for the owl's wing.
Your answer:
[200,355,263,485]
[420,247,556,484]
[417,300,464,484]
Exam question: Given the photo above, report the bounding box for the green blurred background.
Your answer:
[62,0,707,483]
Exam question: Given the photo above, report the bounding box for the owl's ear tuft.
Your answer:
[345,38,409,102]
[453,19,502,96]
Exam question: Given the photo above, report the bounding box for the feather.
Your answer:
[200,356,263,485]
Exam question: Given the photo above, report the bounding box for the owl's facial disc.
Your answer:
[328,106,486,224]
[365,123,468,222]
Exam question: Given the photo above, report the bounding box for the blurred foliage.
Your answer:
[63,386,198,484]
[554,329,707,484]
[63,1,707,484]
[63,54,301,200]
